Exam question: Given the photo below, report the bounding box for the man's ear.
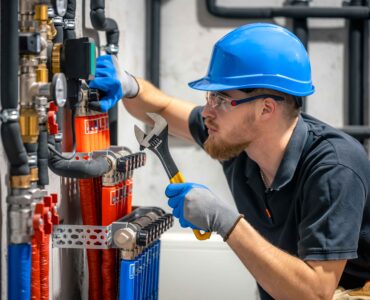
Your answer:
[260,97,276,120]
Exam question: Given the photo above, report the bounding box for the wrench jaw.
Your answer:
[134,114,179,179]
[134,125,148,151]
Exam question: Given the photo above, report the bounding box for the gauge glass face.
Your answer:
[55,0,67,17]
[55,75,67,107]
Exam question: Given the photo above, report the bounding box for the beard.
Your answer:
[203,113,256,161]
[204,135,249,161]
[203,118,250,161]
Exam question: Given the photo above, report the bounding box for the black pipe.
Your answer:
[206,0,370,20]
[64,0,76,40]
[108,105,118,145]
[90,0,120,145]
[362,2,369,126]
[37,129,49,186]
[290,0,309,112]
[340,126,370,139]
[145,0,161,88]
[290,0,309,49]
[90,0,119,48]
[348,0,364,126]
[0,0,29,176]
[48,145,111,179]
[53,20,64,44]
[1,124,30,176]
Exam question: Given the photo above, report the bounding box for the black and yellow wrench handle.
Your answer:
[170,171,212,241]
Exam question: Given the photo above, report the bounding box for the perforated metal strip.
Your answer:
[52,224,112,249]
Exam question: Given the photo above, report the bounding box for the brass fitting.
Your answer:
[34,4,48,22]
[30,167,39,182]
[11,175,31,189]
[47,19,57,40]
[36,63,48,83]
[19,107,39,144]
[51,43,62,74]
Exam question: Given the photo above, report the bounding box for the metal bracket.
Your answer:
[52,224,112,249]
[52,207,173,255]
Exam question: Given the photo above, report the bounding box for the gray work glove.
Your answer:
[165,183,243,241]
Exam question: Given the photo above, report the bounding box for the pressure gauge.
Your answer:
[53,0,67,17]
[52,73,67,107]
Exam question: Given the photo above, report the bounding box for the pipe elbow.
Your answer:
[48,152,111,179]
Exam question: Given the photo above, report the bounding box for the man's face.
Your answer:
[201,90,260,161]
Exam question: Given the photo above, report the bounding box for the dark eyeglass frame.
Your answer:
[230,94,284,106]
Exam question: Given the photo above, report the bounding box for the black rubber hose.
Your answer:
[48,142,111,179]
[205,0,370,19]
[64,0,76,40]
[37,129,49,186]
[53,18,64,143]
[53,22,64,43]
[90,0,119,46]
[1,123,30,176]
[1,0,29,176]
[1,0,18,110]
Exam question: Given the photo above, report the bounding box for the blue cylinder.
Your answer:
[119,258,136,300]
[8,244,31,300]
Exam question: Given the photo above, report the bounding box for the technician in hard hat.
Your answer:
[90,23,370,300]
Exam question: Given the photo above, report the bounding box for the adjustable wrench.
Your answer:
[134,113,211,241]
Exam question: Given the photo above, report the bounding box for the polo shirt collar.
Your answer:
[245,114,308,191]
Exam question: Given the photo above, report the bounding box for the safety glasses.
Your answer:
[205,91,284,111]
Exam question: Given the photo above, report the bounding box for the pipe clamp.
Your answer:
[0,109,19,123]
[105,44,119,55]
[63,19,75,30]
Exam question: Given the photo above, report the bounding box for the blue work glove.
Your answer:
[165,183,243,241]
[88,55,139,112]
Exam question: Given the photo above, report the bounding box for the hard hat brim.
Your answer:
[188,75,315,97]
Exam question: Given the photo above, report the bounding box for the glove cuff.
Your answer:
[222,214,244,242]
[121,71,139,98]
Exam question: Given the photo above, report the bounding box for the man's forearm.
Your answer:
[123,78,173,124]
[123,78,197,141]
[227,219,340,300]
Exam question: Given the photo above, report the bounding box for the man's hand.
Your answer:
[165,183,243,240]
[88,55,139,112]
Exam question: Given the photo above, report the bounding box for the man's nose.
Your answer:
[202,104,216,119]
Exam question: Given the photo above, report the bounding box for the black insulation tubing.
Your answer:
[205,0,370,20]
[0,0,29,176]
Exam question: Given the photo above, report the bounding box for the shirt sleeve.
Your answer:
[188,106,208,148]
[298,164,367,260]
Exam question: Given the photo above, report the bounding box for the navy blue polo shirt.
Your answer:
[189,107,370,300]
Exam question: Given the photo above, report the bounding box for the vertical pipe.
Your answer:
[145,0,161,87]
[37,129,49,186]
[64,0,77,40]
[118,259,135,300]
[1,0,29,176]
[290,0,309,112]
[362,1,369,127]
[348,0,364,126]
[8,244,32,300]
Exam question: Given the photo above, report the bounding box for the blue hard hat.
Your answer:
[188,23,315,96]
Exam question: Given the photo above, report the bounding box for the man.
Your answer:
[90,23,370,300]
